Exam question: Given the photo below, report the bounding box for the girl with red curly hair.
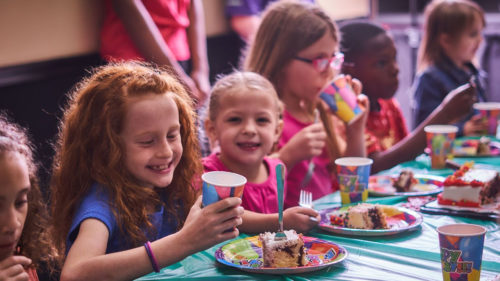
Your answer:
[50,62,243,281]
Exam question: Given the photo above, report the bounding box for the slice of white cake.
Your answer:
[259,230,307,268]
[344,203,388,229]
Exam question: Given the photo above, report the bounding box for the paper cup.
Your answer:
[201,171,246,207]
[320,75,362,123]
[335,157,373,205]
[473,102,500,136]
[437,223,486,281]
[424,125,458,170]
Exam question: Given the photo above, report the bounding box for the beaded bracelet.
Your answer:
[144,241,160,273]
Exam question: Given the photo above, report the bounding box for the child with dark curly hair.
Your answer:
[0,112,58,281]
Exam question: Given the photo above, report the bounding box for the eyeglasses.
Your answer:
[294,52,344,72]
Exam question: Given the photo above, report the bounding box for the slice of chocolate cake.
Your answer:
[259,230,307,268]
[343,203,389,229]
[393,170,417,192]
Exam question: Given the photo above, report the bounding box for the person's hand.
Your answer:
[181,75,204,106]
[180,196,243,252]
[439,83,477,123]
[343,75,363,95]
[0,255,31,281]
[283,207,319,234]
[280,122,327,165]
[346,94,370,130]
[190,69,211,106]
[463,115,488,136]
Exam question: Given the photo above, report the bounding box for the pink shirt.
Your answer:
[100,0,191,62]
[202,153,282,214]
[279,110,337,209]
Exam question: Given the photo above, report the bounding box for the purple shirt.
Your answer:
[202,153,283,214]
[225,0,314,16]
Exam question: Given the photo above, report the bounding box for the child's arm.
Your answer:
[239,208,319,235]
[60,197,243,281]
[370,83,476,173]
[0,255,32,280]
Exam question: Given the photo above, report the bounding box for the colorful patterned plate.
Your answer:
[318,206,423,236]
[215,235,348,274]
[368,174,445,197]
[453,139,500,157]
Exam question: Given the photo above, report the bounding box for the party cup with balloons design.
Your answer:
[473,102,500,136]
[335,157,373,205]
[320,75,362,124]
[424,125,458,169]
[202,171,246,207]
[437,223,486,281]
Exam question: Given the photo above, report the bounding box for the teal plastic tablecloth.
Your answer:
[137,138,500,281]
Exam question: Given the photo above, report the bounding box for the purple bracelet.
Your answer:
[144,241,160,273]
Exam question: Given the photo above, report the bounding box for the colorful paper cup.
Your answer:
[334,157,373,205]
[201,171,246,207]
[437,223,486,281]
[320,75,362,124]
[473,102,500,136]
[424,125,458,170]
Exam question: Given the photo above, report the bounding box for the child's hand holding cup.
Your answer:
[202,171,246,232]
[320,75,362,123]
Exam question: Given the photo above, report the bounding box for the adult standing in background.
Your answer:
[100,0,210,106]
[100,0,212,155]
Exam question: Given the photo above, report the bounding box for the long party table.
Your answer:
[136,140,500,281]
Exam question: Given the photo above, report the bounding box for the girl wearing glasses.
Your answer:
[244,0,369,208]
[340,21,477,173]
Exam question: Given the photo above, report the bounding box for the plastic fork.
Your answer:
[299,190,318,222]
[299,189,313,209]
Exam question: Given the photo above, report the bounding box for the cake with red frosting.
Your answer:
[438,163,500,207]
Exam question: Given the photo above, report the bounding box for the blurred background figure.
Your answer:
[411,0,488,136]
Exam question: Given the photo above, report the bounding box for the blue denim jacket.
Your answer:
[411,56,487,136]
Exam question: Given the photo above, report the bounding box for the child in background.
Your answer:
[203,71,319,233]
[0,113,58,281]
[244,0,369,208]
[340,21,477,173]
[412,0,487,136]
[49,62,243,281]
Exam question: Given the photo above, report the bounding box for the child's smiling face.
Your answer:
[120,93,183,189]
[206,88,281,170]
[0,151,30,260]
[346,33,399,101]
